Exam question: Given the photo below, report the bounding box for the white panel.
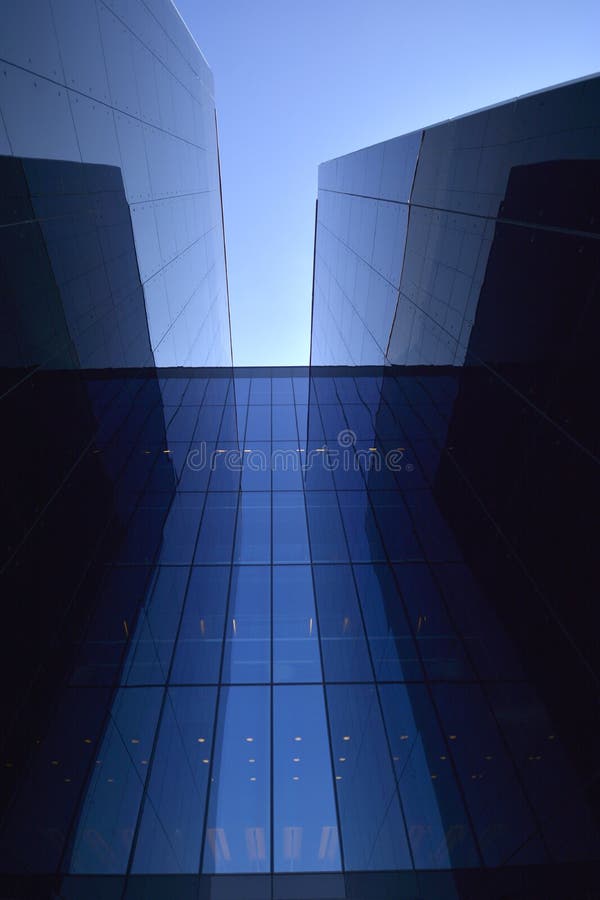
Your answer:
[0,64,80,161]
[0,0,64,82]
[51,0,110,101]
[69,91,121,167]
[97,2,139,116]
[114,111,151,201]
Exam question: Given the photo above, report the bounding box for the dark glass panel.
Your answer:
[353,564,423,680]
[154,494,205,565]
[194,493,237,564]
[68,688,162,873]
[432,684,545,867]
[124,567,189,685]
[171,567,230,684]
[313,566,373,683]
[337,490,387,562]
[326,684,412,870]
[394,564,474,680]
[369,492,421,561]
[379,683,480,869]
[132,687,217,873]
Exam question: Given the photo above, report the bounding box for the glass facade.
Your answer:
[0,6,599,898]
[0,0,231,367]
[311,74,600,368]
[1,367,598,897]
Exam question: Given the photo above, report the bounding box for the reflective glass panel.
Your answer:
[274,686,341,872]
[203,686,270,873]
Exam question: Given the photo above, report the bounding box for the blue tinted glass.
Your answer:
[132,687,217,873]
[305,492,349,562]
[274,686,341,872]
[69,688,162,873]
[241,441,270,491]
[272,405,298,441]
[194,493,237,564]
[394,564,474,680]
[272,443,304,490]
[171,567,229,684]
[273,566,321,682]
[232,377,251,405]
[193,406,223,442]
[353,564,422,680]
[222,567,270,683]
[337,491,387,562]
[313,566,373,682]
[234,492,271,563]
[124,567,189,685]
[178,442,213,492]
[403,491,463,561]
[432,684,543,867]
[249,378,271,404]
[155,494,204,564]
[208,444,241,491]
[218,405,239,442]
[164,405,198,442]
[293,377,309,405]
[272,377,294,403]
[272,492,309,563]
[246,405,271,441]
[370,492,421,561]
[378,683,480,869]
[319,403,348,441]
[203,686,270,873]
[326,684,412,870]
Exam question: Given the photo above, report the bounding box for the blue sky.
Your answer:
[175,0,599,366]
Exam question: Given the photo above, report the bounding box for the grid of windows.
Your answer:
[2,368,597,895]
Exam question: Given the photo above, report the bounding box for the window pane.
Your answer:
[306,492,349,562]
[394,564,474,680]
[194,492,237,564]
[203,686,270,873]
[222,567,270,684]
[326,683,412,871]
[353,564,422,680]
[171,567,229,684]
[313,566,373,682]
[273,492,309,562]
[132,687,217,872]
[338,490,387,562]
[234,492,271,563]
[273,566,321,682]
[379,683,479,869]
[431,684,542,867]
[274,686,341,872]
[69,687,162,873]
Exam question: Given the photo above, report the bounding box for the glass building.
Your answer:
[0,4,599,898]
[0,0,231,367]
